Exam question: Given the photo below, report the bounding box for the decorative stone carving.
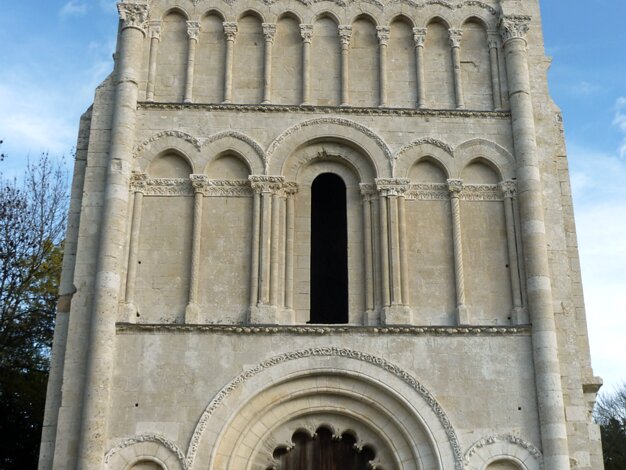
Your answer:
[117,2,149,31]
[449,29,464,48]
[395,137,454,158]
[413,27,427,47]
[129,172,148,193]
[460,184,502,201]
[147,20,161,40]
[187,21,201,40]
[299,24,313,43]
[338,25,353,47]
[499,179,517,198]
[376,26,390,46]
[376,178,410,197]
[133,130,202,158]
[142,178,193,196]
[464,433,543,465]
[283,181,299,196]
[447,179,464,195]
[262,23,277,42]
[487,30,501,49]
[249,175,285,194]
[405,183,449,201]
[499,15,531,43]
[223,21,238,41]
[203,129,267,170]
[185,347,465,470]
[205,179,253,197]
[104,433,186,466]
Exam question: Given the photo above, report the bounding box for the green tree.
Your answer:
[594,383,626,470]
[0,143,68,468]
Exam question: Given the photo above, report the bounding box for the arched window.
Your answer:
[269,427,376,470]
[310,173,348,323]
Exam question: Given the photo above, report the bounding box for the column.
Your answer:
[377,179,412,324]
[488,31,503,110]
[360,187,375,324]
[284,183,298,312]
[500,180,525,323]
[398,194,410,306]
[300,24,313,105]
[447,179,468,325]
[262,23,276,104]
[76,4,148,468]
[378,192,390,309]
[413,28,427,109]
[250,188,261,308]
[184,21,200,103]
[449,29,465,109]
[223,21,237,103]
[185,175,207,323]
[124,173,147,320]
[500,15,570,469]
[338,25,352,106]
[249,176,285,324]
[376,26,389,107]
[145,20,161,101]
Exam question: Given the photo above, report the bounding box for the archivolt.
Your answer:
[134,130,202,173]
[186,347,463,470]
[104,433,186,470]
[201,130,266,174]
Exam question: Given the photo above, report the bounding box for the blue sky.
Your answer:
[1,2,624,393]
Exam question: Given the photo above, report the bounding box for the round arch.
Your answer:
[186,347,463,470]
[266,117,390,178]
[454,138,515,180]
[201,131,266,175]
[394,138,455,179]
[134,131,201,174]
[464,434,543,470]
[104,434,186,470]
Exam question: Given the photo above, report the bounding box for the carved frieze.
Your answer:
[460,184,502,201]
[249,175,285,194]
[405,183,449,201]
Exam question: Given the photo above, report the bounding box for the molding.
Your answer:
[104,433,186,467]
[183,347,466,469]
[133,130,202,158]
[395,137,454,158]
[464,433,543,467]
[137,102,511,119]
[117,323,531,336]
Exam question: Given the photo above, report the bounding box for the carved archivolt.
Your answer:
[203,130,267,174]
[134,130,202,158]
[186,347,464,470]
[104,433,186,470]
[464,433,543,470]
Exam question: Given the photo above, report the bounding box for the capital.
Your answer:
[376,26,390,46]
[147,20,161,40]
[262,23,277,42]
[447,179,464,196]
[117,2,149,32]
[130,172,148,192]
[499,179,517,198]
[187,21,201,41]
[376,178,410,197]
[338,25,353,47]
[249,175,285,194]
[190,174,208,193]
[300,24,314,43]
[487,30,501,49]
[499,15,531,44]
[283,181,299,196]
[448,29,463,48]
[413,27,427,47]
[223,22,238,41]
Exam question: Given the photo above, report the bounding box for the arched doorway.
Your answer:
[310,173,348,323]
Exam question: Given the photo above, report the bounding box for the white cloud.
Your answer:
[60,0,88,17]
[613,97,626,157]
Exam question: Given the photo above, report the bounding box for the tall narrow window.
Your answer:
[310,173,348,323]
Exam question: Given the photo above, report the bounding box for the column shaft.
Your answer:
[146,21,161,102]
[501,16,570,467]
[285,192,295,310]
[379,195,390,307]
[501,181,524,323]
[449,29,465,109]
[388,195,402,304]
[124,186,144,316]
[300,24,313,105]
[377,27,389,107]
[398,195,410,306]
[448,180,468,325]
[250,191,261,307]
[362,194,374,317]
[488,35,503,110]
[270,192,281,306]
[262,23,276,104]
[339,25,352,106]
[76,5,147,468]
[185,184,204,323]
[184,22,200,103]
[223,22,237,103]
[413,28,427,109]
[259,191,271,304]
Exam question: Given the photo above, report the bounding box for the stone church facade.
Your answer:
[39,0,603,469]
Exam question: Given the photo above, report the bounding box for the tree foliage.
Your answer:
[0,143,68,468]
[594,383,626,470]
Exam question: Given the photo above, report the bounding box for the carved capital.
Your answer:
[190,174,208,192]
[300,24,313,44]
[487,30,501,49]
[376,26,390,46]
[283,181,299,196]
[262,23,277,42]
[130,172,148,192]
[447,179,464,196]
[499,15,531,44]
[249,175,285,194]
[147,20,161,40]
[448,29,463,48]
[376,178,410,197]
[187,21,201,40]
[117,2,149,32]
[223,22,238,41]
[413,27,427,47]
[338,25,352,48]
[499,179,517,198]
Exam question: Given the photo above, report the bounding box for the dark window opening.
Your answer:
[268,427,376,470]
[310,173,349,324]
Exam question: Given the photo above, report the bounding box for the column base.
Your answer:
[124,302,138,323]
[261,100,271,105]
[184,98,193,104]
[222,99,232,104]
[381,305,413,325]
[185,303,201,324]
[363,309,379,326]
[249,305,295,325]
[456,304,469,325]
[511,306,529,325]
